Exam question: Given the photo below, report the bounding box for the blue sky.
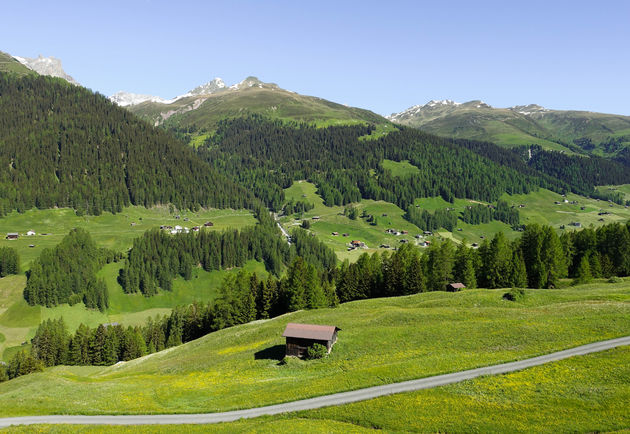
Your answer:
[2,0,629,115]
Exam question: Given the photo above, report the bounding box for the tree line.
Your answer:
[336,220,630,302]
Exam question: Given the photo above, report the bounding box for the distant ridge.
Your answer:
[388,99,630,158]
[119,76,388,128]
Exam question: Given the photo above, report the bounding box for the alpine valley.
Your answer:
[0,50,629,433]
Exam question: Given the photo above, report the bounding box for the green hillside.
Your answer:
[0,52,32,76]
[390,101,630,158]
[7,346,630,432]
[280,180,630,258]
[0,281,627,416]
[128,80,388,131]
[0,72,255,215]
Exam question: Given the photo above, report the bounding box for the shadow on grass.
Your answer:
[254,344,285,361]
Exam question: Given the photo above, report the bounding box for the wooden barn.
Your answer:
[282,323,340,358]
[446,282,466,292]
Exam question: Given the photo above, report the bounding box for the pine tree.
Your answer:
[573,255,592,285]
[453,242,477,289]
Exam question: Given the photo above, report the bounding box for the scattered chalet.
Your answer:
[446,282,466,292]
[282,323,340,358]
[5,233,18,240]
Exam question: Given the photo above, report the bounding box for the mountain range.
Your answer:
[3,50,630,162]
[119,76,385,129]
[388,100,630,158]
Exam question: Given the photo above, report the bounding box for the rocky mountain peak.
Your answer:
[13,54,79,85]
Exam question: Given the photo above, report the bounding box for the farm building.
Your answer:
[446,282,466,292]
[26,230,36,236]
[203,221,214,227]
[5,233,18,240]
[282,323,340,358]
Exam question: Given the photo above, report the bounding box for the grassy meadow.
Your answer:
[281,178,630,260]
[281,181,425,261]
[0,280,627,416]
[0,206,255,269]
[597,183,630,201]
[13,346,628,432]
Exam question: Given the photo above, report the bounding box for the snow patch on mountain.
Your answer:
[387,99,464,121]
[154,98,209,125]
[509,104,549,116]
[110,92,172,107]
[109,76,279,107]
[13,54,79,85]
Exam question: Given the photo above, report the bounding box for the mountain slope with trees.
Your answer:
[198,116,630,216]
[0,72,255,216]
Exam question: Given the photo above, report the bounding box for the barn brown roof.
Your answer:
[448,282,466,289]
[282,323,340,341]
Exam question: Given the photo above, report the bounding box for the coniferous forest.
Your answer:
[23,229,121,311]
[198,116,630,216]
[0,73,255,216]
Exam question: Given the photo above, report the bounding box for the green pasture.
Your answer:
[0,206,255,269]
[0,280,627,416]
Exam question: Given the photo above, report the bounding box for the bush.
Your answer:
[306,343,328,360]
[503,287,525,302]
[608,276,623,283]
[0,364,7,382]
[301,220,311,229]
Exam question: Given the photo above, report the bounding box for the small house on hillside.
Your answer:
[5,233,18,240]
[26,230,36,236]
[446,282,466,292]
[203,221,214,227]
[283,323,340,358]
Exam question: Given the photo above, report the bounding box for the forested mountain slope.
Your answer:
[199,116,630,211]
[0,73,255,215]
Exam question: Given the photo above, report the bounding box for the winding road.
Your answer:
[0,335,628,427]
